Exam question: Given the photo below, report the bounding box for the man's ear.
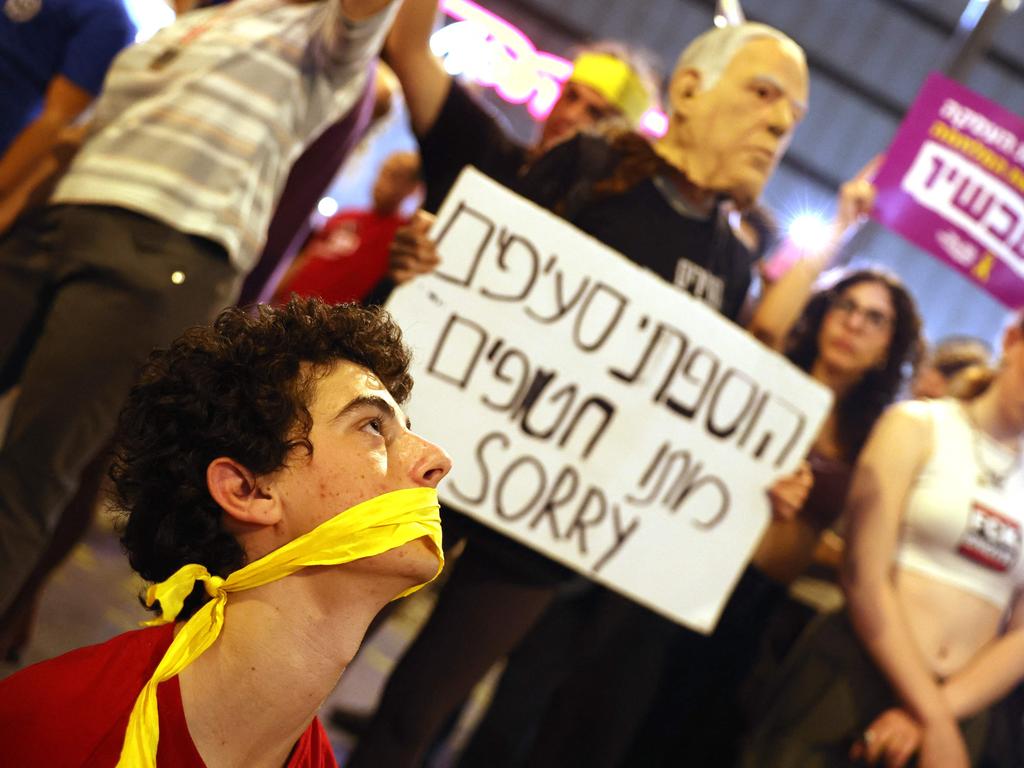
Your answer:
[667,68,702,115]
[207,457,281,527]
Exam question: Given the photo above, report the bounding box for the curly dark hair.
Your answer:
[786,268,923,462]
[110,298,413,618]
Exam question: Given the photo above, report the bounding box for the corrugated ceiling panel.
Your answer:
[967,59,1024,113]
[785,73,901,185]
[743,0,947,108]
[899,0,1024,70]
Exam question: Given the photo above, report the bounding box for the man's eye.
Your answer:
[363,418,384,436]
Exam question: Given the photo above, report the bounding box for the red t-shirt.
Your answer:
[278,209,406,304]
[0,624,336,767]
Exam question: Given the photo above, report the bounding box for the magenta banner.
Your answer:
[872,72,1024,307]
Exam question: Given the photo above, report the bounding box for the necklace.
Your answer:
[962,402,1021,491]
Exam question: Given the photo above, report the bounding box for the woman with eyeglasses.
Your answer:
[741,309,1024,767]
[609,266,924,768]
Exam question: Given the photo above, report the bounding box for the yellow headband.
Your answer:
[568,52,652,126]
[117,486,443,767]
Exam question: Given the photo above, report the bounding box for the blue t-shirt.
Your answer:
[0,0,136,154]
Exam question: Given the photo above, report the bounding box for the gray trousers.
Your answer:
[0,205,239,613]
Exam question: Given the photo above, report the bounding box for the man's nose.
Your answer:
[767,99,796,138]
[412,436,452,488]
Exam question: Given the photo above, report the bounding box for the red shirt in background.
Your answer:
[277,209,406,304]
[0,623,336,767]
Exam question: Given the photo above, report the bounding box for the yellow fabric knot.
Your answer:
[140,565,226,628]
[117,486,443,767]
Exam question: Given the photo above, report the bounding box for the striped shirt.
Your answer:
[52,0,397,272]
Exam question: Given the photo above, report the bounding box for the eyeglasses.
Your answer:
[829,295,894,333]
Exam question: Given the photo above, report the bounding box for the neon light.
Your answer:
[432,0,668,135]
[640,109,669,136]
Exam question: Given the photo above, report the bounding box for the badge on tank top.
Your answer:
[4,0,42,22]
[958,500,1022,573]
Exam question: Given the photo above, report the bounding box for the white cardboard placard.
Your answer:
[388,168,832,632]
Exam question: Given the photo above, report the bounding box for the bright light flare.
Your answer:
[122,0,175,42]
[787,212,832,251]
[317,197,339,218]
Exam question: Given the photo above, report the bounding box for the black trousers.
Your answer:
[514,565,787,768]
[0,205,238,614]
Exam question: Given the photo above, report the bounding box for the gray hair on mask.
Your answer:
[674,22,805,92]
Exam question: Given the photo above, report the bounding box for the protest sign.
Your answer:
[873,72,1024,307]
[387,168,832,632]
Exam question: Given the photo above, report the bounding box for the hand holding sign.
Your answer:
[389,210,441,285]
[387,168,832,631]
[767,460,814,522]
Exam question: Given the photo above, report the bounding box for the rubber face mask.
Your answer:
[117,486,443,767]
[664,37,808,207]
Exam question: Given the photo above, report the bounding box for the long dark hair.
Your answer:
[786,268,924,461]
[590,129,671,202]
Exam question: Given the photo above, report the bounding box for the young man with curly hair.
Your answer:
[0,298,451,768]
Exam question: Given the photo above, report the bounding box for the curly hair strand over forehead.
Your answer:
[110,298,413,619]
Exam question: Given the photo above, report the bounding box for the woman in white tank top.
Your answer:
[839,314,1024,767]
[743,314,1024,768]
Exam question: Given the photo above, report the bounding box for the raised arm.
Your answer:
[381,0,451,135]
[840,403,970,767]
[748,157,879,350]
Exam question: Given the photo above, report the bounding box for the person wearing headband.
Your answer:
[379,0,657,219]
[0,298,452,768]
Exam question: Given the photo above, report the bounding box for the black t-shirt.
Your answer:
[423,131,754,583]
[515,133,752,322]
[418,83,529,214]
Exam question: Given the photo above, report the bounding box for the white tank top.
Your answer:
[896,398,1024,611]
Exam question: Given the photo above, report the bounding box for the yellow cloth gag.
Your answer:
[116,486,443,767]
[568,51,652,126]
